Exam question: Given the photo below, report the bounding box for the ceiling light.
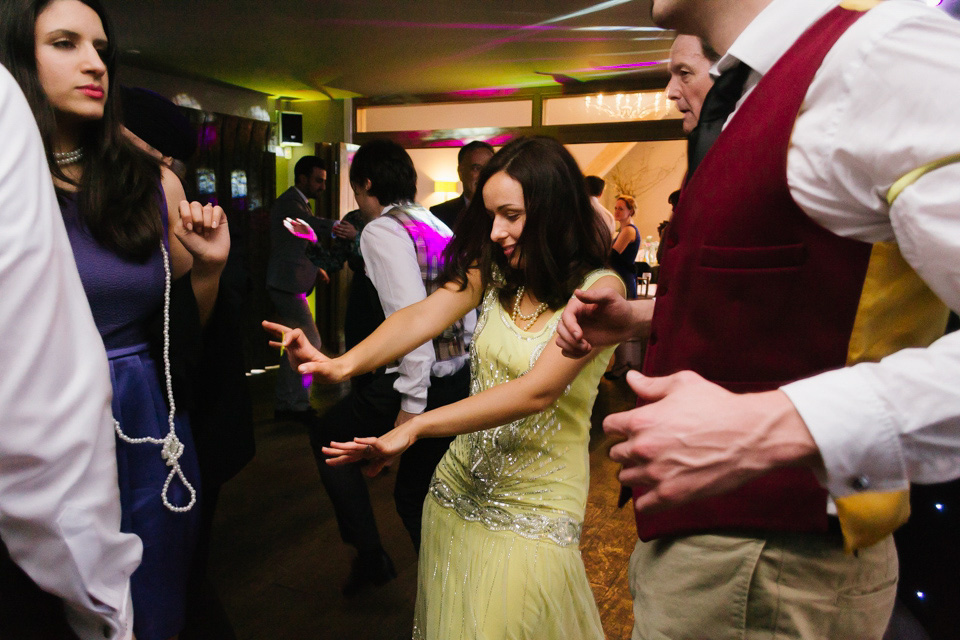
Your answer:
[584,91,672,121]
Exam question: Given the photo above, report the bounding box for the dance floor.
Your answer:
[205,372,639,640]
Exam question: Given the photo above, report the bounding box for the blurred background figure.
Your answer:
[430,140,494,230]
[586,174,616,236]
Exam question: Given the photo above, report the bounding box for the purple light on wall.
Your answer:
[425,139,469,148]
[199,124,218,149]
[485,134,515,146]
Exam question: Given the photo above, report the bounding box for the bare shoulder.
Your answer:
[160,165,186,212]
[587,273,627,297]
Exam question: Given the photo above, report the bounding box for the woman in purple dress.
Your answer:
[0,0,228,638]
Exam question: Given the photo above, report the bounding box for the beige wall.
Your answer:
[599,139,686,241]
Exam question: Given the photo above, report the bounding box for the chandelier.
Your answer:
[583,91,672,121]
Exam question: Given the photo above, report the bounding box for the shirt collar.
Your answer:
[293,186,310,205]
[714,0,838,77]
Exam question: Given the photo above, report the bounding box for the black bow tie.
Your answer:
[687,61,752,176]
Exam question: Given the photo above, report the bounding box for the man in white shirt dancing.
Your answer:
[306,139,471,595]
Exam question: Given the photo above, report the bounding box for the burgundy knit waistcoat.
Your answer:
[635,5,872,541]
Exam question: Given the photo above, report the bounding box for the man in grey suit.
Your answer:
[267,155,331,421]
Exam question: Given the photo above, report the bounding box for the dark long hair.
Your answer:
[0,0,163,261]
[442,136,611,310]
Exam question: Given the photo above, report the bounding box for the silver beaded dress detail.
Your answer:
[413,269,617,640]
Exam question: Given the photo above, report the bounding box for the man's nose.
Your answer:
[666,76,681,101]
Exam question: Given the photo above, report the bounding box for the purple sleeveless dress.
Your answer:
[60,193,200,640]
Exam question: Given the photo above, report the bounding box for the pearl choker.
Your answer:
[511,286,549,331]
[54,148,84,166]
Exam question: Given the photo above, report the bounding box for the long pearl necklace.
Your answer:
[54,148,84,166]
[511,286,549,331]
[112,241,197,513]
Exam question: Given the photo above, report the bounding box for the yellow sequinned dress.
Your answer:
[413,270,616,640]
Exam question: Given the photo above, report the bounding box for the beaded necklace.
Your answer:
[112,241,197,513]
[54,148,84,166]
[511,286,549,331]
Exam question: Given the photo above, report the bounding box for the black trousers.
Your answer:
[308,365,470,553]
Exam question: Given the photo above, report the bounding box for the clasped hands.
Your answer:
[555,288,821,513]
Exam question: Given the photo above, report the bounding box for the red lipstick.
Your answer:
[79,85,104,99]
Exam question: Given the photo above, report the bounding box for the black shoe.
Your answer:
[342,548,397,597]
[273,408,316,424]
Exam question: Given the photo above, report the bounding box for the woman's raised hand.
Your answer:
[321,427,416,477]
[174,201,230,267]
[283,217,318,243]
[261,320,349,383]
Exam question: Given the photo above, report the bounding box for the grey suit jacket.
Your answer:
[266,187,325,294]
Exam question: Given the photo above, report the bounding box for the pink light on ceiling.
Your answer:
[580,59,669,72]
[318,19,556,31]
[453,88,520,98]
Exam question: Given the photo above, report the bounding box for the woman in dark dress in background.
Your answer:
[605,195,641,379]
[0,0,228,637]
[609,195,640,299]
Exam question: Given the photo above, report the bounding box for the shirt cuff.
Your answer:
[400,393,427,414]
[781,366,909,497]
[63,586,132,640]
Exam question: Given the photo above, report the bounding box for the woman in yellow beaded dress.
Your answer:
[265,136,624,639]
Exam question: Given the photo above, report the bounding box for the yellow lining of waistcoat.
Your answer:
[836,242,949,552]
[887,153,960,206]
[839,0,882,11]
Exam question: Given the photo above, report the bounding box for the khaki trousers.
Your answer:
[629,531,897,640]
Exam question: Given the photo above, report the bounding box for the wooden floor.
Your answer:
[207,372,639,640]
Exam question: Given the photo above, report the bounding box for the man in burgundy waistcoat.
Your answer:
[558,0,960,638]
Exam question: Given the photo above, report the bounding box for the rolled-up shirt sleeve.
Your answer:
[0,66,141,639]
[781,5,960,497]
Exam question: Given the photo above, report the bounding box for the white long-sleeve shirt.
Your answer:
[712,0,960,497]
[0,65,141,639]
[360,204,471,413]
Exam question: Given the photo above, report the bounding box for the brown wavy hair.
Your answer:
[441,136,611,310]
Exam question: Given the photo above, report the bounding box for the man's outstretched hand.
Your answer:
[556,288,648,358]
[606,370,823,513]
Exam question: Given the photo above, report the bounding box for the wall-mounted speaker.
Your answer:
[278,111,303,146]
